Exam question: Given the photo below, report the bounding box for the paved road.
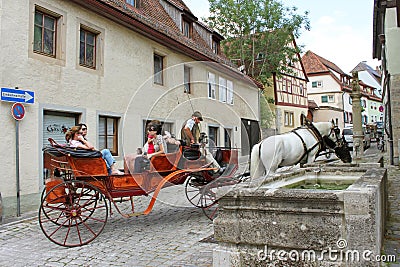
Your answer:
[0,185,217,267]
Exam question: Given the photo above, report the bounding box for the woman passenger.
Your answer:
[66,126,123,175]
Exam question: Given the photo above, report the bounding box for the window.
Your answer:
[227,80,234,105]
[344,112,349,123]
[184,65,191,93]
[80,27,97,69]
[126,0,137,7]
[219,77,227,102]
[154,54,164,85]
[208,72,216,99]
[34,10,57,56]
[182,19,191,38]
[321,95,334,103]
[212,39,219,54]
[287,81,292,93]
[299,84,304,95]
[284,111,294,127]
[99,116,119,155]
[312,81,323,88]
[208,126,219,146]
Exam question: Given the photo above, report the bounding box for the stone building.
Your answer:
[0,0,260,217]
[373,0,400,165]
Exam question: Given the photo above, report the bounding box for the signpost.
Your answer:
[1,87,34,104]
[1,87,34,217]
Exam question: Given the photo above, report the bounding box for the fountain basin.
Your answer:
[213,166,387,267]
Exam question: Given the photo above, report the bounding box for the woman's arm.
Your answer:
[77,136,95,150]
[147,136,165,158]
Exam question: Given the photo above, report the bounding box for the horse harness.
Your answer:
[291,124,326,165]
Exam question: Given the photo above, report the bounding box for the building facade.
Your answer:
[302,50,352,128]
[373,0,400,164]
[273,40,309,134]
[0,0,260,217]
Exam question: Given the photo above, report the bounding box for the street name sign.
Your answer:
[1,87,35,104]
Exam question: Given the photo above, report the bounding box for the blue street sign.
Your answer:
[1,87,35,104]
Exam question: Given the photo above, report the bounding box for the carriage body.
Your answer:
[40,141,239,247]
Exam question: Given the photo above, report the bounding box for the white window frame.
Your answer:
[219,77,227,103]
[227,80,234,105]
[208,72,216,99]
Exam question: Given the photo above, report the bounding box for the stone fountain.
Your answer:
[213,162,387,267]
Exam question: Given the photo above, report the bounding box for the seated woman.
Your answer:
[124,124,165,173]
[66,126,123,175]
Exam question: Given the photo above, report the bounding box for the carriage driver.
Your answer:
[181,111,225,174]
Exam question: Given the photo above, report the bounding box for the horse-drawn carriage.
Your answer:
[40,138,241,247]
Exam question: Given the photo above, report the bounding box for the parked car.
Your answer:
[342,127,371,150]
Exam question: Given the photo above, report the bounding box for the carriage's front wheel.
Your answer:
[39,180,108,247]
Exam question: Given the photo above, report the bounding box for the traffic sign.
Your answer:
[1,87,34,104]
[11,103,25,120]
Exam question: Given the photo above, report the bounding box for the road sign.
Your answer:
[1,87,34,104]
[11,103,25,120]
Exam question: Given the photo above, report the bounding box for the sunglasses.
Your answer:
[81,128,87,131]
[77,132,83,135]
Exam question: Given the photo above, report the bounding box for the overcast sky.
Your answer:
[184,0,380,73]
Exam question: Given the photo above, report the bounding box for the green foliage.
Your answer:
[260,94,275,128]
[205,0,310,82]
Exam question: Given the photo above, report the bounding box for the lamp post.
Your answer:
[351,72,364,160]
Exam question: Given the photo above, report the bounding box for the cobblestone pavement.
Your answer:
[0,185,217,267]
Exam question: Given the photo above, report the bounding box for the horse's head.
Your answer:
[322,121,352,163]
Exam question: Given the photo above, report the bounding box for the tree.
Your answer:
[206,0,310,84]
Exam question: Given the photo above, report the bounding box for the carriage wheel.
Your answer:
[39,180,108,247]
[185,174,213,208]
[40,185,99,227]
[200,177,238,220]
[202,201,219,220]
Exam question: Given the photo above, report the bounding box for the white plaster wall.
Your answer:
[0,0,259,200]
[386,8,400,75]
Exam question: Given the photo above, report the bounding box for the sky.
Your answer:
[184,0,379,73]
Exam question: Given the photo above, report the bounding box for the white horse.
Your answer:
[250,120,351,179]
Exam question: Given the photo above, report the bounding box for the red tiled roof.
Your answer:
[302,50,347,75]
[74,0,233,66]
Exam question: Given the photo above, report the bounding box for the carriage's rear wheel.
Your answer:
[39,180,108,247]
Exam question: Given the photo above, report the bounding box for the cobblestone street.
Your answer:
[0,185,217,267]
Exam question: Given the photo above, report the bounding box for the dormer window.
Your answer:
[182,19,191,38]
[212,39,219,54]
[126,0,138,8]
[212,32,224,55]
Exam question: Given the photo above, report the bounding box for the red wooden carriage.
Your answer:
[39,138,242,247]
